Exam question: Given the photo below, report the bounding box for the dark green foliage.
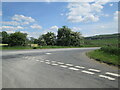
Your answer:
[100,46,120,55]
[42,32,56,45]
[1,31,9,44]
[29,37,38,44]
[57,26,83,46]
[8,32,28,46]
[37,35,47,46]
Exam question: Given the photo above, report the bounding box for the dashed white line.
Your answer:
[51,63,58,66]
[40,61,44,62]
[57,62,64,64]
[105,72,120,77]
[45,60,50,62]
[60,65,68,68]
[66,64,73,66]
[36,60,39,62]
[82,70,95,75]
[46,53,51,55]
[74,66,85,69]
[68,67,79,71]
[51,61,56,63]
[45,62,51,64]
[99,75,115,81]
[88,69,101,72]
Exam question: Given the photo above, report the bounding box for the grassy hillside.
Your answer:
[84,33,119,46]
[85,33,119,67]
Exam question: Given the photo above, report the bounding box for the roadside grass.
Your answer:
[87,49,119,66]
[1,46,32,50]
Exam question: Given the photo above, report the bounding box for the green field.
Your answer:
[85,38,118,46]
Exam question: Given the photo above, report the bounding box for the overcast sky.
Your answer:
[0,1,119,38]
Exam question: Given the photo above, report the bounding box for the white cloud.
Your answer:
[1,21,20,26]
[66,1,109,23]
[42,26,58,35]
[1,26,24,31]
[30,24,42,29]
[1,21,30,26]
[80,22,118,37]
[50,25,58,31]
[72,27,82,32]
[6,31,15,34]
[12,14,35,23]
[109,4,113,6]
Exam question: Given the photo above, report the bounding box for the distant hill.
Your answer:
[84,33,119,46]
[84,33,119,40]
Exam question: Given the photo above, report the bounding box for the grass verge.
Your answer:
[87,49,119,67]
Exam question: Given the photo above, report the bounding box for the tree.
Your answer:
[29,37,38,44]
[38,32,56,46]
[1,31,9,44]
[42,32,56,45]
[8,32,27,46]
[57,26,72,46]
[57,26,83,46]
[38,35,47,46]
[70,32,83,46]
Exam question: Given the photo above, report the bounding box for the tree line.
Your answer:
[0,26,84,47]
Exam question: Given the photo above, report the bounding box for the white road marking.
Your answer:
[40,61,44,62]
[99,75,115,81]
[45,60,50,62]
[36,60,39,62]
[57,62,64,64]
[82,70,95,75]
[24,57,28,58]
[105,72,120,77]
[88,69,101,72]
[46,53,51,55]
[51,63,58,66]
[68,67,79,71]
[66,64,73,66]
[74,66,85,69]
[51,61,56,62]
[60,65,68,68]
[45,62,51,64]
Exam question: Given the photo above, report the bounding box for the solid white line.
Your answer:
[66,64,73,66]
[88,69,101,72]
[36,60,39,62]
[105,72,120,77]
[82,70,95,75]
[57,62,64,64]
[46,53,51,55]
[74,66,85,69]
[68,67,79,71]
[99,75,115,81]
[60,65,68,68]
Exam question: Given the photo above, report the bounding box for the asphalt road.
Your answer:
[1,48,120,88]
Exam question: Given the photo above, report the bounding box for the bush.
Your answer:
[100,46,120,55]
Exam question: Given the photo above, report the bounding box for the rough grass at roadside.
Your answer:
[86,50,119,68]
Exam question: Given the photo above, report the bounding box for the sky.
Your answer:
[0,1,119,38]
